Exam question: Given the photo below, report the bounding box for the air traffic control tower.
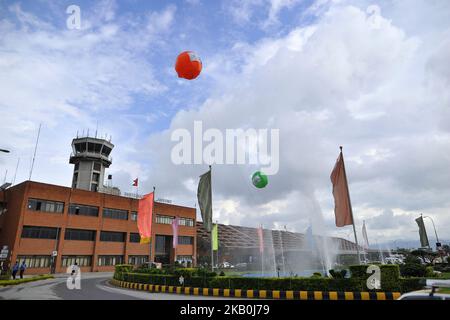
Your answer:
[69,135,114,192]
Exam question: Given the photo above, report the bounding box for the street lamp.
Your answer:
[423,215,440,249]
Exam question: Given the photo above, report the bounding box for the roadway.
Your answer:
[0,273,228,300]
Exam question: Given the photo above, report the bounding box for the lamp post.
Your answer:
[423,215,440,250]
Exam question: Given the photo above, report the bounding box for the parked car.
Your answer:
[398,281,450,300]
[235,263,248,269]
[220,262,234,269]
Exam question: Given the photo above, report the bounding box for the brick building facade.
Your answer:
[0,181,196,274]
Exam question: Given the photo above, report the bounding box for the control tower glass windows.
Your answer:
[101,146,112,157]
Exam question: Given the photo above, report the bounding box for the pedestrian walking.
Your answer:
[11,262,19,280]
[19,261,27,279]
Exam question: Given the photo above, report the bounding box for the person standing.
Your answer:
[11,262,19,280]
[19,261,27,279]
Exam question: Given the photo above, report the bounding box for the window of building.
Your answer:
[97,255,123,266]
[129,233,140,243]
[61,255,92,267]
[90,183,98,192]
[92,172,100,183]
[27,199,64,214]
[21,226,59,239]
[68,204,99,217]
[128,255,148,265]
[179,217,195,227]
[176,255,193,263]
[93,162,101,171]
[72,172,78,189]
[130,211,138,221]
[100,231,125,242]
[178,236,194,245]
[64,229,96,241]
[155,235,171,255]
[156,215,173,225]
[16,255,51,268]
[103,208,128,220]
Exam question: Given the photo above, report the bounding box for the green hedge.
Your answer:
[115,264,425,293]
[0,274,54,286]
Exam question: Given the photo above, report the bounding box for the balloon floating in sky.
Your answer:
[175,51,202,80]
[252,171,268,189]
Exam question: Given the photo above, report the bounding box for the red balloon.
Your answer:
[175,51,202,80]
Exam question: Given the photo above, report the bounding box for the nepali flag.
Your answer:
[132,178,139,187]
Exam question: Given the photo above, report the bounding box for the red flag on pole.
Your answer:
[330,149,353,227]
[138,192,154,244]
[257,225,264,253]
[132,178,139,187]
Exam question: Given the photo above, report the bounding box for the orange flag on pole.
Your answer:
[330,148,353,227]
[138,192,154,244]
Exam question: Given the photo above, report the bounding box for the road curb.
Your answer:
[110,279,401,300]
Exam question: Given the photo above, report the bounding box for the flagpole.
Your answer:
[209,165,214,272]
[340,146,361,265]
[151,186,155,263]
[261,224,264,277]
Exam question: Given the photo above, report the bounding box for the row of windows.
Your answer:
[28,199,64,213]
[155,215,195,227]
[103,208,128,220]
[21,227,195,246]
[15,255,149,268]
[28,199,194,226]
[22,226,59,239]
[64,229,96,241]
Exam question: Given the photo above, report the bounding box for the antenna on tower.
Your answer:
[95,121,98,138]
[87,129,90,137]
[29,123,42,181]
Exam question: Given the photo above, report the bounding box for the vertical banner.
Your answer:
[172,216,179,248]
[138,192,154,244]
[212,223,219,251]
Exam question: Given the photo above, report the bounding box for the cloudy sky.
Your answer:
[1,0,449,247]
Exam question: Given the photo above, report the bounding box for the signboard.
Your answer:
[52,251,58,257]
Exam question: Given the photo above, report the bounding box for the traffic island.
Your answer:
[110,278,401,300]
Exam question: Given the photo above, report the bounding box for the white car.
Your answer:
[398,281,450,300]
[220,262,234,269]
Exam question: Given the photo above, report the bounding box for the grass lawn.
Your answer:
[438,272,450,279]
[0,274,54,286]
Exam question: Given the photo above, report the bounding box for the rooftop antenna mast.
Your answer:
[29,123,42,181]
[12,158,20,185]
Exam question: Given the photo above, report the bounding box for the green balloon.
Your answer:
[252,171,268,188]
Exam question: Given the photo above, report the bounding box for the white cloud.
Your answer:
[140,4,450,242]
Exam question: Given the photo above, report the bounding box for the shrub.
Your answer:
[349,264,400,291]
[399,278,425,292]
[349,265,368,279]
[219,271,225,276]
[329,269,347,279]
[400,263,426,277]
